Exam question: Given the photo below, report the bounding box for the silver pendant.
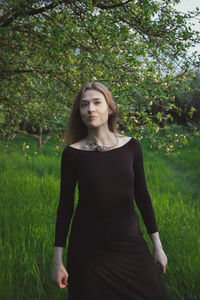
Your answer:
[89,143,111,152]
[95,145,110,152]
[86,135,119,152]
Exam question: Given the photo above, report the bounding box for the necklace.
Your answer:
[86,133,119,152]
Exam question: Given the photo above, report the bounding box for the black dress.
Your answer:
[54,137,170,300]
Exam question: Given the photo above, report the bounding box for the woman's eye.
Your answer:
[81,101,101,107]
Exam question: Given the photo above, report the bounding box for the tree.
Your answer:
[0,0,200,146]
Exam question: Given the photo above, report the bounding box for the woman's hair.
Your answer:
[63,82,122,147]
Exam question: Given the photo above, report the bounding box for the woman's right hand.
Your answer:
[52,263,69,289]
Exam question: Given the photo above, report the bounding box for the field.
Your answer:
[0,134,199,300]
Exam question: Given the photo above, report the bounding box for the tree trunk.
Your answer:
[159,100,166,128]
[38,127,43,148]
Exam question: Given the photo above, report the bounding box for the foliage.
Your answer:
[170,69,200,124]
[0,0,200,146]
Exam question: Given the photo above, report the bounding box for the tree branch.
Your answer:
[93,0,133,9]
[0,0,72,27]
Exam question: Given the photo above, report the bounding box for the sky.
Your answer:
[175,0,200,55]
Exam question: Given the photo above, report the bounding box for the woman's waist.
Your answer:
[74,202,137,224]
[71,205,142,241]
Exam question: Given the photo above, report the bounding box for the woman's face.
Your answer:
[79,89,111,128]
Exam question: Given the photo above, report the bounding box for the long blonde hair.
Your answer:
[63,82,122,147]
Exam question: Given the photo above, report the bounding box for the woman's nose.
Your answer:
[88,104,95,112]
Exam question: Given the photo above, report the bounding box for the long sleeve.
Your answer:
[54,147,77,248]
[133,140,158,234]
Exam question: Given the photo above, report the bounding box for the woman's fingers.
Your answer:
[153,248,168,274]
[58,271,69,288]
[58,277,67,289]
[155,260,167,274]
[52,264,69,289]
[62,273,69,287]
[162,262,167,274]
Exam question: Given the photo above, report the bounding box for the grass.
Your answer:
[0,133,199,299]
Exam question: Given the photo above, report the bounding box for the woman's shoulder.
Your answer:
[120,135,140,146]
[68,141,82,150]
[67,139,89,150]
[122,136,142,155]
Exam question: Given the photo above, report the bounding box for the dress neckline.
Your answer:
[68,137,132,153]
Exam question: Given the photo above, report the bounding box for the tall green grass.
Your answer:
[0,134,199,299]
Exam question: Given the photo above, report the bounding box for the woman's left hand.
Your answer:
[153,248,168,274]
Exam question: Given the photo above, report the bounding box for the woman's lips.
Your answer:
[88,116,97,119]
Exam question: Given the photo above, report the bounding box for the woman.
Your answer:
[52,82,170,299]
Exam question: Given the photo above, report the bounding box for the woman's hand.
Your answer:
[150,232,168,274]
[153,247,168,274]
[52,263,69,289]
